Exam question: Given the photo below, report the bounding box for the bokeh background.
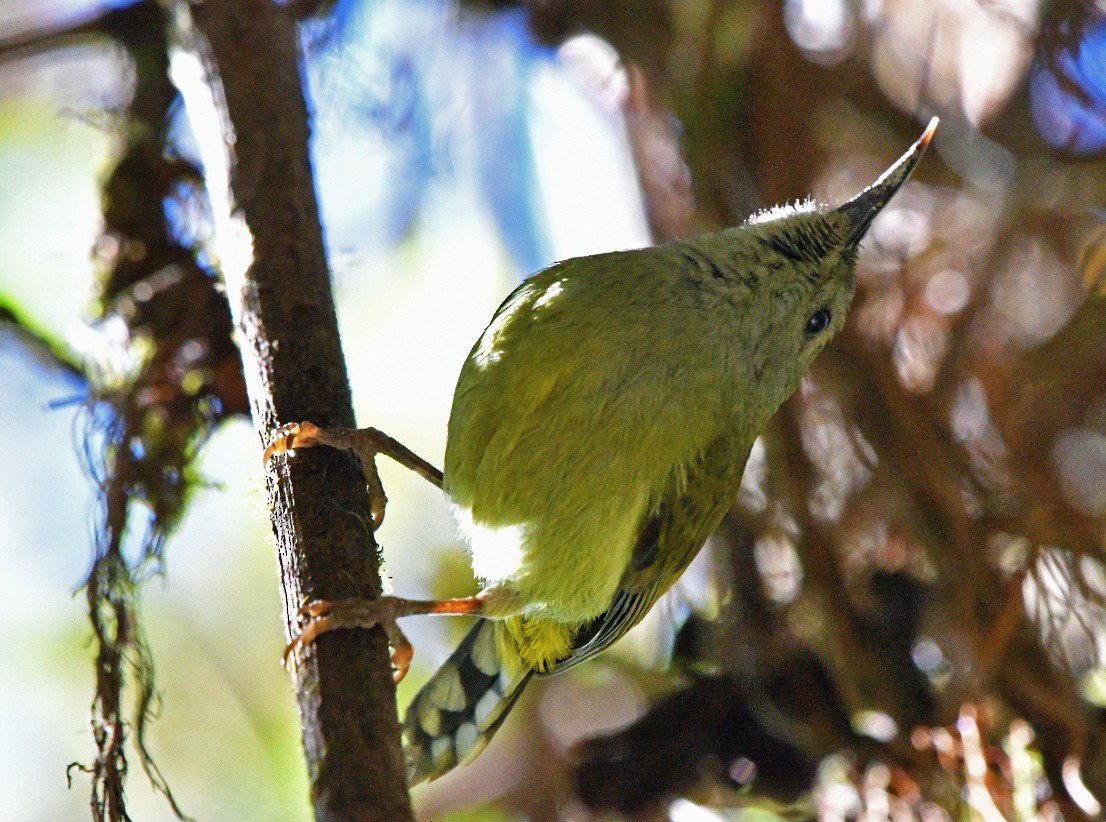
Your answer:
[2,0,1106,820]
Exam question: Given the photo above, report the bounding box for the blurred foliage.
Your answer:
[81,9,242,822]
[2,2,245,819]
[4,0,1106,820]
[0,294,85,379]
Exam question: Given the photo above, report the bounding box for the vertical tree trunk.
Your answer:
[179,2,414,819]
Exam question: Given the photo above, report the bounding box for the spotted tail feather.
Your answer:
[402,618,533,785]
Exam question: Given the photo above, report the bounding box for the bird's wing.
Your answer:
[544,585,664,675]
[545,427,751,676]
[548,514,667,673]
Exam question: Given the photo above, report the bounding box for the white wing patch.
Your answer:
[452,504,528,585]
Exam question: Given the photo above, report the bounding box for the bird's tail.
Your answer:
[402,617,533,785]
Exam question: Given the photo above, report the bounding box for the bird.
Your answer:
[265,117,938,785]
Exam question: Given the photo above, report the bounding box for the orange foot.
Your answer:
[282,594,487,682]
[284,597,415,683]
[263,421,389,529]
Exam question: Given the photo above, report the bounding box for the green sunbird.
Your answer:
[268,117,938,786]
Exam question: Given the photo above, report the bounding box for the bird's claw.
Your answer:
[296,598,332,621]
[263,421,388,531]
[263,421,329,465]
[282,597,414,683]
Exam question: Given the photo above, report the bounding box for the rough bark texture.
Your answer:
[185,2,414,819]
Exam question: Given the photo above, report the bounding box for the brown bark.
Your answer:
[181,2,413,819]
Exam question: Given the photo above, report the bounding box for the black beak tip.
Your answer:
[838,116,939,248]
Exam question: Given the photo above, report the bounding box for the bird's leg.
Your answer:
[284,595,486,682]
[267,424,460,681]
[263,421,443,529]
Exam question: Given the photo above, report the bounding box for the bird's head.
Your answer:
[704,118,938,406]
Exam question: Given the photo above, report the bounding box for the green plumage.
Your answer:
[401,121,936,785]
[446,223,855,663]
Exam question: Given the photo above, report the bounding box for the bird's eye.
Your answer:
[805,307,832,335]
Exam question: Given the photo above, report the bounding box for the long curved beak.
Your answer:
[836,117,939,249]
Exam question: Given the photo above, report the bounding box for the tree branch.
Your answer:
[175,2,413,819]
